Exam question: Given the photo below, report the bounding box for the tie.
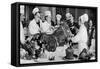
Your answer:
[37,21,40,27]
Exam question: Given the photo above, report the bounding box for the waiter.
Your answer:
[20,14,26,44]
[71,13,89,57]
[88,20,95,48]
[20,13,28,59]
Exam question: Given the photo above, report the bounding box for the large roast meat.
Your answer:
[40,22,73,52]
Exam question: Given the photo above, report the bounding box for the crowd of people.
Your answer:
[20,7,96,62]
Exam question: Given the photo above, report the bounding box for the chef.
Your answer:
[40,11,56,60]
[28,7,43,59]
[41,11,54,34]
[29,7,42,36]
[28,7,43,48]
[55,14,62,28]
[71,13,89,56]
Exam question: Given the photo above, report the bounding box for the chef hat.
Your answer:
[83,13,89,22]
[80,13,89,23]
[44,11,51,17]
[56,14,62,19]
[32,7,39,15]
[66,13,71,18]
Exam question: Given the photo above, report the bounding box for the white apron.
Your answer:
[72,24,88,55]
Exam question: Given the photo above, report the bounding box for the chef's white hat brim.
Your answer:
[56,14,62,19]
[32,8,39,15]
[44,11,51,17]
[66,13,71,18]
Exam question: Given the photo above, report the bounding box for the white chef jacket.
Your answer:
[72,24,88,55]
[20,22,25,44]
[41,21,54,34]
[29,19,42,35]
